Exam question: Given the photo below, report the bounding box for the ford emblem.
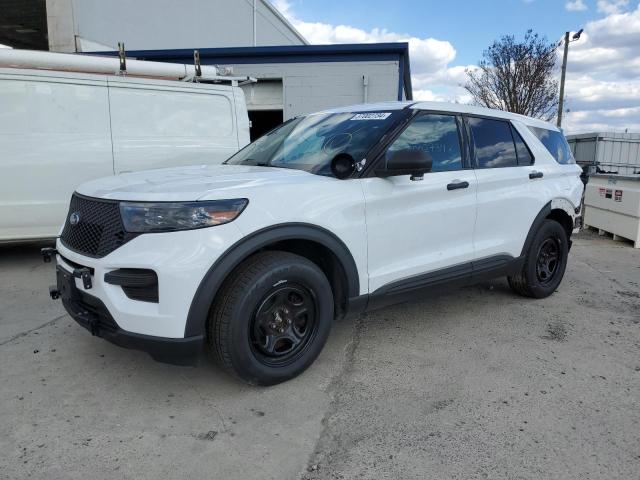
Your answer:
[69,212,81,226]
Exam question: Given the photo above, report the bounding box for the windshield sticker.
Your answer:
[351,112,392,121]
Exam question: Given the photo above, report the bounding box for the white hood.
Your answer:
[76,164,326,202]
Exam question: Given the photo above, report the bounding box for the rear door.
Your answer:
[0,72,113,240]
[467,116,547,260]
[108,78,240,173]
[362,112,477,293]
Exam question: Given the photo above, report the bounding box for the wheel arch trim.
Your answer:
[520,202,552,257]
[184,223,360,337]
[521,200,576,257]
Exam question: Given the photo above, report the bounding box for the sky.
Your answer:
[271,0,640,134]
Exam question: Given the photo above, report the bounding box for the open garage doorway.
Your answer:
[241,79,284,141]
[248,109,283,141]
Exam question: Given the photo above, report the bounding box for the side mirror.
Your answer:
[331,153,356,179]
[376,148,432,180]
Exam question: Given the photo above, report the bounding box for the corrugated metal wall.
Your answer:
[231,60,400,120]
[567,132,640,175]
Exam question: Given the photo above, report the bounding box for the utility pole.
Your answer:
[557,31,570,127]
[557,28,583,128]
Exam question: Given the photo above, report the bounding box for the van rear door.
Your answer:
[0,71,113,240]
[107,78,240,174]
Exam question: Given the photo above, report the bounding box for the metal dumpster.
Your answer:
[584,174,640,248]
[567,132,640,176]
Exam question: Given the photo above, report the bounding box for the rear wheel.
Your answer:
[508,219,569,298]
[208,251,333,385]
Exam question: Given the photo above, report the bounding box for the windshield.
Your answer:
[225,111,403,176]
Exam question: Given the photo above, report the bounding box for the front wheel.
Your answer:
[208,251,334,385]
[508,219,569,298]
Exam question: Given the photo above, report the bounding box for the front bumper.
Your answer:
[48,222,244,362]
[59,276,204,365]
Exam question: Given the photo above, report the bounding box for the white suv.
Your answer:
[45,101,583,385]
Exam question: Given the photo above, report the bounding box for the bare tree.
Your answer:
[465,30,559,120]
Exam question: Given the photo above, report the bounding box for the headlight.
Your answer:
[120,199,248,233]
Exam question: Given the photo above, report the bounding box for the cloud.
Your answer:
[597,0,629,14]
[274,0,456,76]
[272,0,640,133]
[566,0,588,11]
[561,4,640,131]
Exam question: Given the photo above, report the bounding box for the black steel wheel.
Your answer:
[508,219,569,298]
[251,283,318,365]
[535,237,561,284]
[208,251,333,386]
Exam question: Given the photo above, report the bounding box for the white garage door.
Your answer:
[241,79,283,111]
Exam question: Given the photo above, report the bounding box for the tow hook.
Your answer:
[49,286,60,300]
[41,247,57,263]
[89,318,99,336]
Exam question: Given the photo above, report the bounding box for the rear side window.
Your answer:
[528,127,575,164]
[467,117,518,168]
[511,125,534,165]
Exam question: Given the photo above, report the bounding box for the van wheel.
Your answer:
[208,251,333,386]
[508,219,569,299]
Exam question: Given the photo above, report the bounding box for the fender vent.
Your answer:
[104,268,159,303]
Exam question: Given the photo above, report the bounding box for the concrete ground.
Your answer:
[0,231,638,480]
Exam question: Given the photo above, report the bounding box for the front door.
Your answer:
[362,113,477,293]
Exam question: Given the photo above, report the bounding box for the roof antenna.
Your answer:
[118,42,126,75]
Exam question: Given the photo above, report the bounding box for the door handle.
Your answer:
[529,171,544,179]
[447,180,469,191]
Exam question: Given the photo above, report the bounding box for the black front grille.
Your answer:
[60,193,136,258]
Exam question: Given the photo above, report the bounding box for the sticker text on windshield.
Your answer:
[350,112,392,121]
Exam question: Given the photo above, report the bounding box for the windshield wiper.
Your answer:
[237,158,269,167]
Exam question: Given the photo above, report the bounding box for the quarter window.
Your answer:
[468,117,518,168]
[386,114,463,172]
[528,126,575,164]
[511,126,534,165]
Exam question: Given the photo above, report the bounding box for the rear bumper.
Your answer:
[61,281,204,366]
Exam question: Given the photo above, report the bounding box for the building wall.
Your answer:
[229,60,401,119]
[46,0,306,52]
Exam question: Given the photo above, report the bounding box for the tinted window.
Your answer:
[511,126,534,165]
[468,117,518,168]
[227,110,402,176]
[386,114,463,172]
[528,126,575,164]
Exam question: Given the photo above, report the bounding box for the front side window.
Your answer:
[528,126,575,164]
[385,114,463,172]
[226,110,402,176]
[468,117,518,168]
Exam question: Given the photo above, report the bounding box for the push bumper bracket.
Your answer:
[73,267,93,290]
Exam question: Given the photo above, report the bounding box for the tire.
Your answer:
[508,219,569,299]
[207,251,334,386]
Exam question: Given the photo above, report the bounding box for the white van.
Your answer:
[0,61,250,242]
